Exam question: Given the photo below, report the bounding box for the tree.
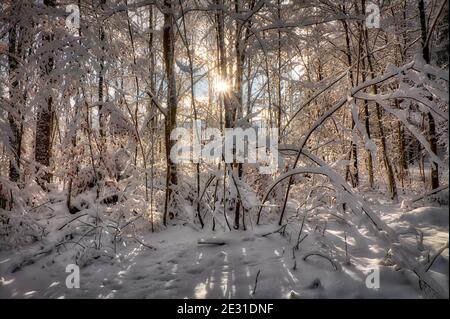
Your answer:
[418,0,440,190]
[163,0,178,226]
[35,0,55,187]
[7,2,22,183]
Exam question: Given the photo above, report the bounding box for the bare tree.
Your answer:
[35,0,55,187]
[163,0,178,226]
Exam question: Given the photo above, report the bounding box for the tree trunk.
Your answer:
[149,4,156,232]
[179,0,204,229]
[341,10,359,188]
[163,0,178,226]
[418,0,440,190]
[215,0,234,228]
[277,0,282,131]
[357,4,374,188]
[98,0,106,139]
[363,27,398,200]
[8,17,22,183]
[35,0,55,186]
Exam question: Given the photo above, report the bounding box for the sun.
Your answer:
[214,78,229,93]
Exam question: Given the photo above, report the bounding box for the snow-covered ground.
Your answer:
[0,200,448,299]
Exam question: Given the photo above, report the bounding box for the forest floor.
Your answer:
[0,197,448,299]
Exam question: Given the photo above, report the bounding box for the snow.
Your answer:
[399,207,449,228]
[1,201,448,299]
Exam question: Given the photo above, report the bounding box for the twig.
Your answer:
[29,201,51,211]
[344,232,350,264]
[296,234,308,248]
[57,213,88,231]
[132,235,156,250]
[303,252,339,271]
[292,247,297,270]
[426,241,449,272]
[251,269,261,297]
[411,185,449,203]
[262,224,287,237]
[197,239,226,245]
[295,211,307,250]
[120,212,143,231]
[56,241,86,249]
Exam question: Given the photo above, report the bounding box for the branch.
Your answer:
[411,185,449,203]
[251,269,261,297]
[426,241,449,272]
[303,252,339,271]
[57,213,88,231]
[261,224,287,237]
[145,91,168,117]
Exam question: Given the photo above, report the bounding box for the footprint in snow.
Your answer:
[158,274,176,281]
[131,274,146,280]
[186,267,203,275]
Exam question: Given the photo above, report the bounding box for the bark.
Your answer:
[163,0,178,226]
[216,0,233,129]
[231,0,255,229]
[67,0,83,213]
[215,0,234,228]
[179,0,204,229]
[277,0,282,131]
[395,99,408,184]
[213,10,231,231]
[233,1,243,230]
[362,19,398,200]
[360,0,374,188]
[363,104,374,188]
[418,0,440,190]
[149,5,155,232]
[98,0,106,139]
[341,9,359,188]
[391,4,408,185]
[8,17,22,183]
[35,0,55,186]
